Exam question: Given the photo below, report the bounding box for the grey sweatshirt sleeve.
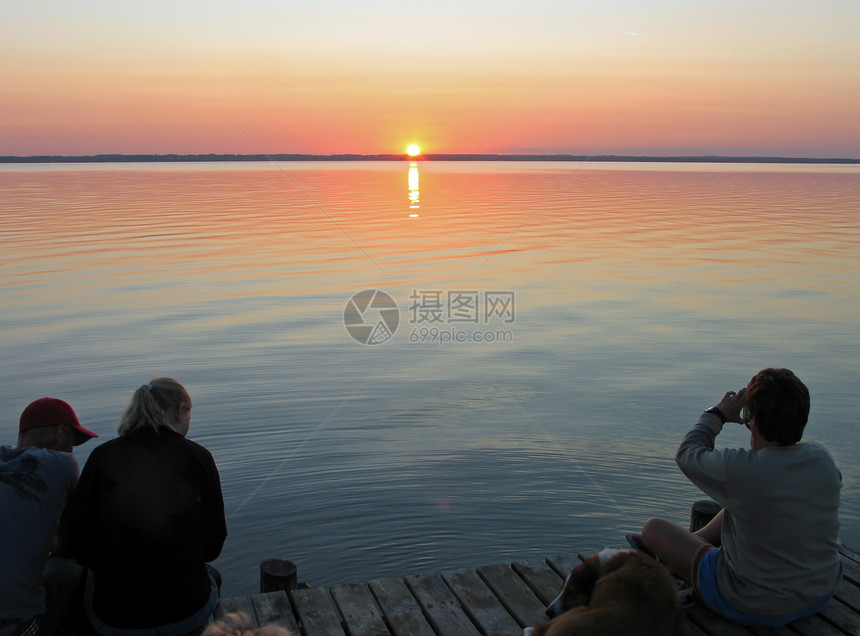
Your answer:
[675,412,732,506]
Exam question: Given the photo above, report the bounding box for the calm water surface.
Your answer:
[1,161,858,596]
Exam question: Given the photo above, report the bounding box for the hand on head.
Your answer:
[715,387,747,424]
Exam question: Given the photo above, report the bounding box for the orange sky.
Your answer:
[2,1,858,157]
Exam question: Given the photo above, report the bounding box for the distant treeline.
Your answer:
[1,153,859,164]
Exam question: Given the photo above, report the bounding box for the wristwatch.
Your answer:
[704,406,727,424]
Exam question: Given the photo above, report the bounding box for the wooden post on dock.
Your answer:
[689,499,721,532]
[260,559,298,593]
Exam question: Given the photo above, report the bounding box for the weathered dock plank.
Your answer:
[684,602,755,636]
[746,624,795,636]
[329,582,389,636]
[781,614,847,636]
[218,548,860,636]
[476,562,548,628]
[834,573,860,613]
[840,549,860,587]
[368,577,436,636]
[291,586,347,635]
[441,567,522,635]
[405,572,482,636]
[839,545,860,566]
[252,591,301,633]
[509,559,563,606]
[545,553,581,579]
[815,597,860,635]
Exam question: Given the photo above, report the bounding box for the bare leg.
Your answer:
[641,517,715,587]
[694,508,724,546]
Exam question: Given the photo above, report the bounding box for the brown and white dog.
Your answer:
[524,548,691,636]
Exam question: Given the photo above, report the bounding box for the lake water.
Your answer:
[1,161,858,597]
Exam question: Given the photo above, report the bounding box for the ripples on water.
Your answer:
[1,162,858,595]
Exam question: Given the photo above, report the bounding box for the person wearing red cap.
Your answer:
[1,397,97,636]
[16,397,99,453]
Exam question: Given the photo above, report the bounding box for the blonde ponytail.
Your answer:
[118,377,189,437]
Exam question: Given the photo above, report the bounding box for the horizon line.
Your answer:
[1,153,859,165]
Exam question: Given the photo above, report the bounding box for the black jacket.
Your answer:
[65,426,226,628]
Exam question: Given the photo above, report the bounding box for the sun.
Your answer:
[406,144,421,157]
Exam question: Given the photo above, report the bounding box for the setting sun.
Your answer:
[406,144,421,157]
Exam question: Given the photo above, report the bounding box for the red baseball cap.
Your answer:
[19,397,98,446]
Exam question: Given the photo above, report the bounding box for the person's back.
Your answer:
[678,432,841,615]
[0,446,77,623]
[638,368,843,628]
[71,426,224,627]
[66,377,226,633]
[0,397,96,636]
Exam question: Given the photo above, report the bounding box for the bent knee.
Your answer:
[642,517,671,539]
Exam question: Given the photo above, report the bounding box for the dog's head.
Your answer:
[545,563,592,617]
[545,548,636,618]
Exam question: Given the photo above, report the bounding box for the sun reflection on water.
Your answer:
[408,161,420,213]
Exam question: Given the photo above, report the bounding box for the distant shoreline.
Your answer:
[1,153,859,164]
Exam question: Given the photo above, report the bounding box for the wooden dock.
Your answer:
[217,545,860,635]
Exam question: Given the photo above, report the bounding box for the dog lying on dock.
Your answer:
[524,548,691,636]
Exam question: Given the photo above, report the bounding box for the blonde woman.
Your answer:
[66,378,227,636]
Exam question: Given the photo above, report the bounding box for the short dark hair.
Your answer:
[746,368,810,445]
[18,425,61,450]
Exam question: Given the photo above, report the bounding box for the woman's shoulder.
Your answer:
[171,432,217,462]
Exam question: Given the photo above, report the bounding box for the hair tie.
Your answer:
[145,383,153,391]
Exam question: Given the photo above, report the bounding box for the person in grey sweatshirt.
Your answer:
[637,368,842,627]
